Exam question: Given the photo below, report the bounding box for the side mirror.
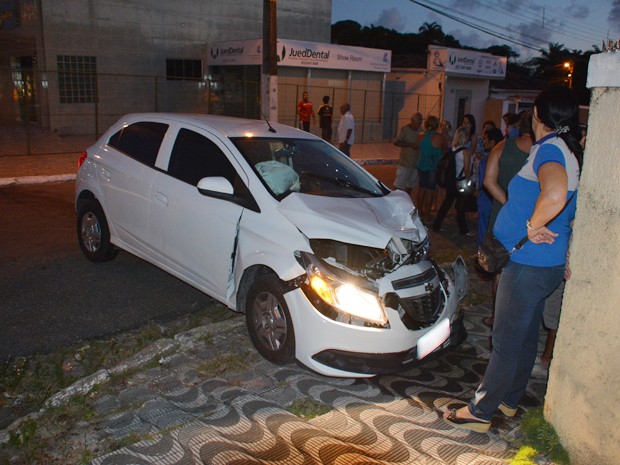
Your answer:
[197,176,234,195]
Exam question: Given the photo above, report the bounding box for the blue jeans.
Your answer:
[477,191,492,248]
[469,261,565,421]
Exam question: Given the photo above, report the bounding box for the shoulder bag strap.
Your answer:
[512,191,576,252]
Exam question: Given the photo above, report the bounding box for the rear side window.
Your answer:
[108,122,169,167]
[168,129,237,186]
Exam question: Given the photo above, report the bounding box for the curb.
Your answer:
[0,174,76,187]
[0,318,245,444]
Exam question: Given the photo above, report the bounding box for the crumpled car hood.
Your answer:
[277,190,427,249]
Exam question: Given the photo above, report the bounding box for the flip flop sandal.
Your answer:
[499,402,517,417]
[443,408,491,433]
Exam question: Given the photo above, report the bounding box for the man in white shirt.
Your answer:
[337,103,355,156]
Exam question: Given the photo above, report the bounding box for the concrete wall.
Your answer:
[386,69,442,134]
[545,52,620,465]
[1,0,331,134]
[442,75,489,131]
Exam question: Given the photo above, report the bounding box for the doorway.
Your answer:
[13,56,37,123]
[454,89,471,128]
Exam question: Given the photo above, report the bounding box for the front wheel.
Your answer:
[77,199,117,262]
[245,275,295,365]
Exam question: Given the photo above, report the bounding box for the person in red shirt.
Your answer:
[297,91,315,132]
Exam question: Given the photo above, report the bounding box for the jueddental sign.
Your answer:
[209,39,262,65]
[208,38,391,72]
[427,45,506,79]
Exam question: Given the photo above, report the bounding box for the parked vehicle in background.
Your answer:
[75,113,468,377]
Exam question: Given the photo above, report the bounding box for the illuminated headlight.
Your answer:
[299,252,387,326]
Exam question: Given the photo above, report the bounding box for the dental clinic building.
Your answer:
[207,38,392,141]
[388,46,509,132]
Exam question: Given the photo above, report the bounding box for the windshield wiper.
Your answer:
[301,171,382,196]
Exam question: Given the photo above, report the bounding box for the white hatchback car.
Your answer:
[75,113,468,377]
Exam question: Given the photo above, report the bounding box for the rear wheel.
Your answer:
[77,199,117,262]
[245,275,295,365]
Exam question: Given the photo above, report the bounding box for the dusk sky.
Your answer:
[331,0,620,59]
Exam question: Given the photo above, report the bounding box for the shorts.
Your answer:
[394,165,419,190]
[418,169,437,190]
[543,280,565,330]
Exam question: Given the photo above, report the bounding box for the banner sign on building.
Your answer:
[428,46,506,79]
[208,39,391,72]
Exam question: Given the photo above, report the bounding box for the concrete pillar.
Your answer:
[545,52,620,465]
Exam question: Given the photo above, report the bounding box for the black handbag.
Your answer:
[477,232,527,273]
[478,193,575,273]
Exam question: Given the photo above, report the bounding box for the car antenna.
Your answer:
[260,110,276,133]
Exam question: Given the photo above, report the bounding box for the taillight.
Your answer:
[78,150,88,168]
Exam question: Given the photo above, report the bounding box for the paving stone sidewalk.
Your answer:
[0,261,550,464]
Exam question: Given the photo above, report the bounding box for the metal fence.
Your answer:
[1,67,440,156]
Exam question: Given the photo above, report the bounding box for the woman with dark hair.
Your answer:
[444,86,582,433]
[486,110,535,235]
[461,114,478,153]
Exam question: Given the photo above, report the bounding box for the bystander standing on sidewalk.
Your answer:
[317,95,333,142]
[297,91,315,132]
[393,112,423,196]
[338,103,355,156]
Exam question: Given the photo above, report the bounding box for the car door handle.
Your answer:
[154,191,168,206]
[101,168,111,179]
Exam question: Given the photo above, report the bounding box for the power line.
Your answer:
[409,0,602,53]
[408,0,541,51]
[473,0,603,48]
[420,0,548,47]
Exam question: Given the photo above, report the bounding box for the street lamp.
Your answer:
[563,61,573,88]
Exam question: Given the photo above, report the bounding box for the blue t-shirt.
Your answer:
[417,131,443,172]
[493,133,580,267]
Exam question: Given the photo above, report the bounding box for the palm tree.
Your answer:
[527,42,570,82]
[418,21,445,45]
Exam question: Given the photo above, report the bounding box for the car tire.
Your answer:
[245,274,296,365]
[77,199,118,262]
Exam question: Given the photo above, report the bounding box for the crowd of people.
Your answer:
[295,87,583,434]
[388,87,584,434]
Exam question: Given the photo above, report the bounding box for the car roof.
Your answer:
[118,113,316,139]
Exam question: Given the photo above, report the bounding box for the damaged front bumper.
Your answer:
[287,256,468,378]
[311,311,467,375]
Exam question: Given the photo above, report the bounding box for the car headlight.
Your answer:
[298,252,387,326]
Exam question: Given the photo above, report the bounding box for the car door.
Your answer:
[99,120,168,253]
[148,126,250,302]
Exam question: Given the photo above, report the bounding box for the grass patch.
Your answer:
[0,303,237,431]
[287,397,331,420]
[198,352,251,376]
[511,407,570,465]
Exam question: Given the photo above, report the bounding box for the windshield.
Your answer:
[231,137,390,200]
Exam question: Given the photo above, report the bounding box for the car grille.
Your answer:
[385,286,445,330]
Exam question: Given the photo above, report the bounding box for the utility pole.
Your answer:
[262,0,278,122]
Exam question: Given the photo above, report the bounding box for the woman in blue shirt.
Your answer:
[444,86,583,433]
[416,115,447,220]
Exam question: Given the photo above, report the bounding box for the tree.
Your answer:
[526,42,571,83]
[418,21,444,45]
[484,44,520,60]
[526,43,591,104]
[331,20,362,46]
